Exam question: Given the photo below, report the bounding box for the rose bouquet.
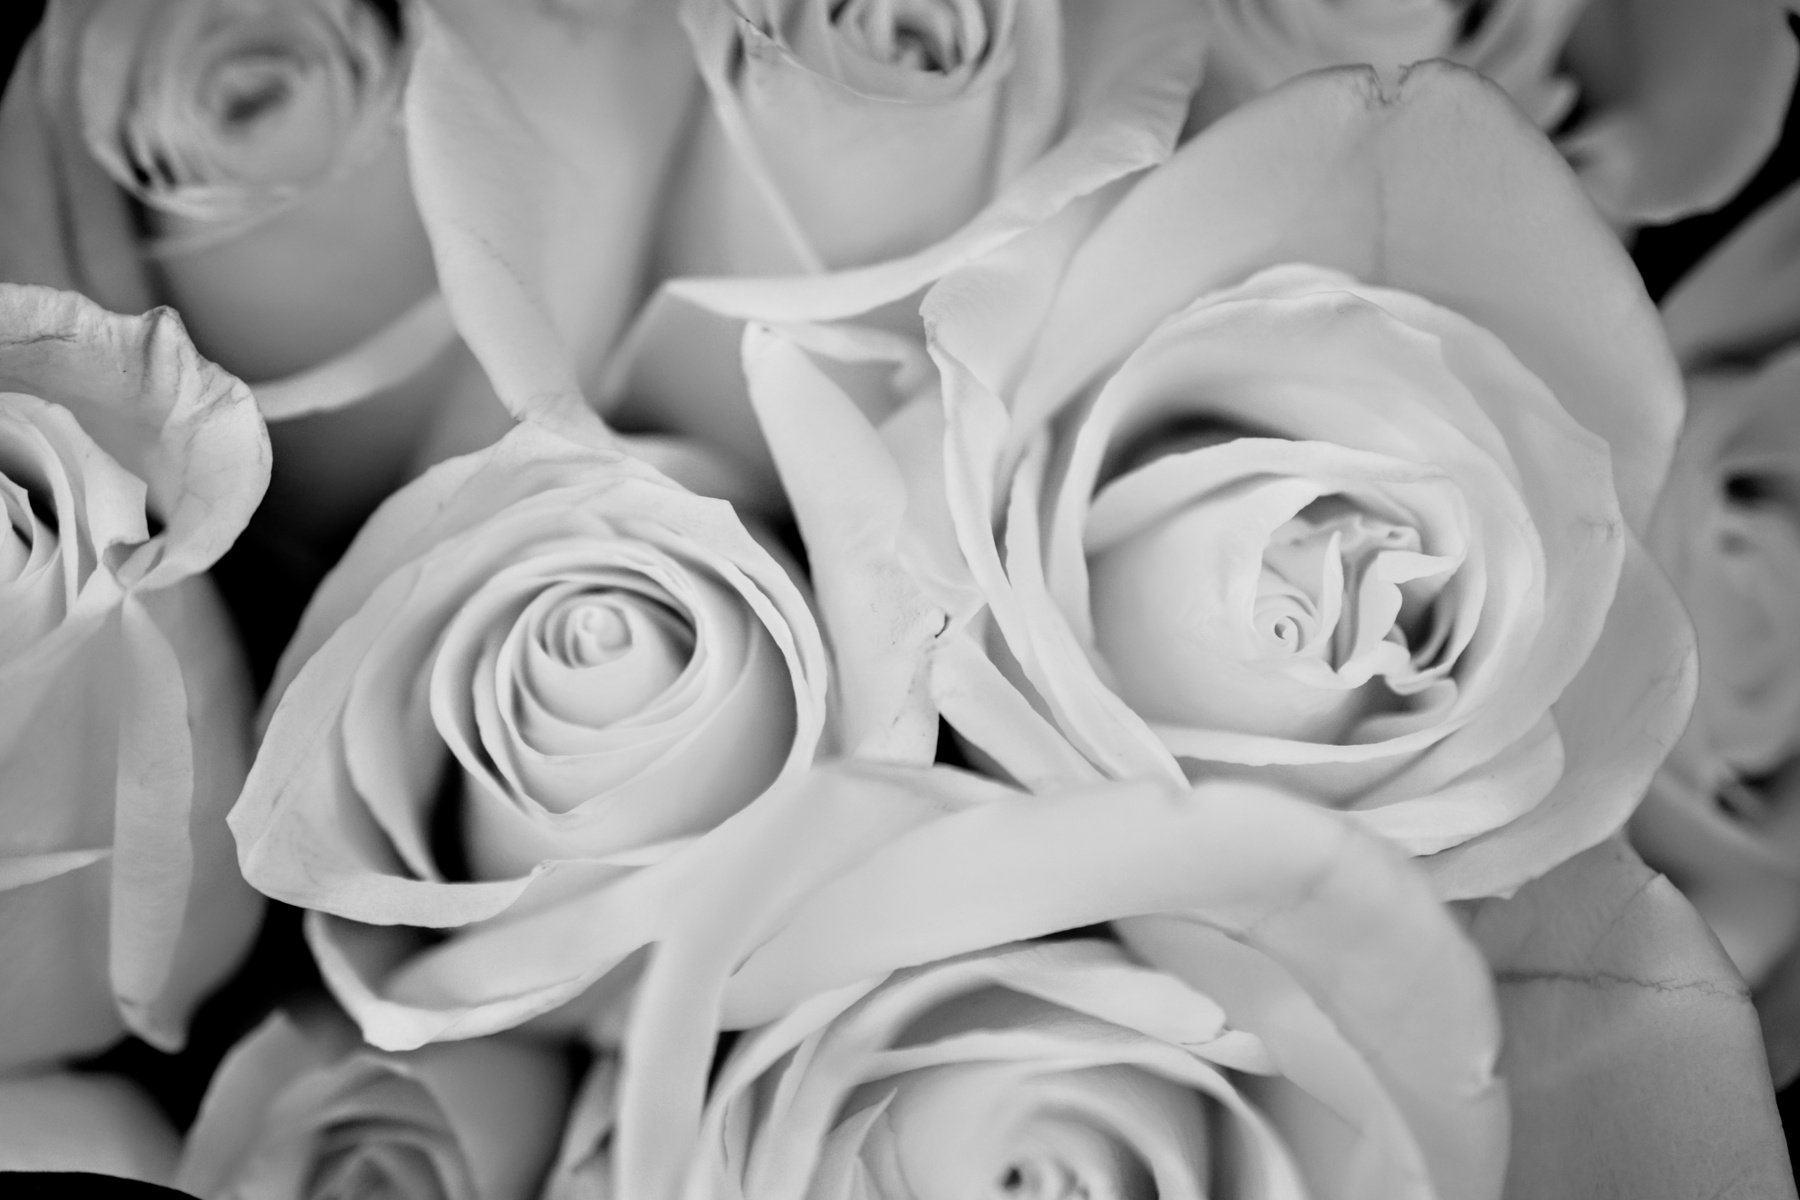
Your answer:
[0,1,1796,1199]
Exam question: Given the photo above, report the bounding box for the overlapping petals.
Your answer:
[0,284,268,1068]
[230,420,830,1050]
[177,1005,571,1200]
[590,763,1506,1200]
[457,0,1207,494]
[1190,0,1798,225]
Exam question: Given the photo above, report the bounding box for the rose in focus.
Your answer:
[1187,0,1797,225]
[177,1004,571,1200]
[0,284,267,1070]
[582,763,1507,1199]
[748,64,1695,899]
[230,420,829,1050]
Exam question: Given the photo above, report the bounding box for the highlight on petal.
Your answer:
[177,1003,573,1200]
[1467,838,1796,1200]
[608,762,1505,1200]
[231,420,830,1049]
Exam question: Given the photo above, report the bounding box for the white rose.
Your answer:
[177,1004,571,1200]
[0,0,512,545]
[230,419,830,1051]
[0,283,268,1069]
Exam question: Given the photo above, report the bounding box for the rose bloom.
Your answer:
[1188,0,1797,226]
[555,763,1792,1199]
[0,284,268,1070]
[403,0,1207,497]
[555,762,1509,1199]
[0,0,512,545]
[1632,180,1800,1072]
[230,418,830,1051]
[742,63,1695,900]
[176,1004,571,1200]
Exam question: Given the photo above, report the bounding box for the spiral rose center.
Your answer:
[308,1135,447,1200]
[833,0,990,73]
[1088,451,1466,745]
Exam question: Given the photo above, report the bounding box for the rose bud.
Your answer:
[403,0,1206,501]
[0,284,268,1070]
[0,1072,179,1183]
[1187,0,1796,227]
[230,419,830,1052]
[1631,180,1800,1078]
[739,64,1695,900]
[176,1005,571,1200]
[0,0,513,547]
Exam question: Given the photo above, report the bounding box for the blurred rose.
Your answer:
[406,0,1205,500]
[0,284,267,1069]
[743,65,1695,900]
[230,419,830,1051]
[1188,0,1797,226]
[0,1072,179,1182]
[1632,181,1800,1076]
[571,762,1508,1199]
[0,0,513,547]
[177,1005,570,1200]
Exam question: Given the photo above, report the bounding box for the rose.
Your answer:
[0,0,513,547]
[539,761,1507,1198]
[0,283,268,1069]
[532,764,1792,1200]
[176,1005,571,1200]
[744,63,1697,900]
[1629,180,1800,1075]
[403,0,1205,499]
[1187,0,1797,226]
[229,418,830,1051]
[0,1073,179,1182]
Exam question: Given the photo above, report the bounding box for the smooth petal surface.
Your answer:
[1561,0,1797,225]
[1467,838,1795,1200]
[981,61,1680,528]
[1662,179,1800,368]
[406,0,697,423]
[0,1072,179,1182]
[610,764,1504,1200]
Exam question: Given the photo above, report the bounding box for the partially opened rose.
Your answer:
[230,418,830,1050]
[0,284,268,1069]
[177,1005,571,1200]
[1630,180,1800,1073]
[1188,0,1797,225]
[408,0,1206,495]
[743,63,1694,899]
[554,762,1508,1199]
[0,0,512,545]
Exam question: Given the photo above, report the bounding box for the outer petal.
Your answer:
[0,1072,179,1183]
[1560,0,1797,225]
[609,764,1504,1200]
[1661,178,1800,367]
[405,0,697,423]
[1467,838,1796,1200]
[0,285,270,588]
[975,62,1680,529]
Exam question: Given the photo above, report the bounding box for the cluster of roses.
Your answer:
[1,0,1798,1197]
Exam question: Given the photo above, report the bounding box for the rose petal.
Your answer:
[1467,838,1796,1200]
[1662,179,1800,367]
[0,1072,179,1182]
